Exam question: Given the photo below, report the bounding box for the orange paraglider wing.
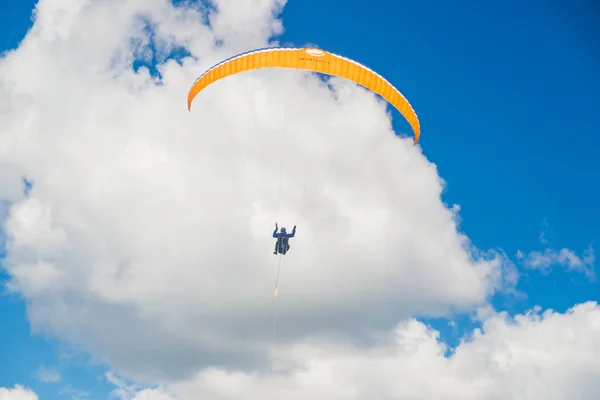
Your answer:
[187,47,420,145]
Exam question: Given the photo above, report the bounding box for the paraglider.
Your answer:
[186,46,421,259]
[186,44,423,332]
[273,223,296,255]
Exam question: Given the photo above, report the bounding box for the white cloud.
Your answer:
[207,0,287,52]
[516,220,595,280]
[102,302,600,400]
[59,385,89,400]
[34,365,61,383]
[517,244,595,280]
[0,385,38,400]
[130,389,174,400]
[539,218,549,245]
[0,0,515,381]
[107,371,143,400]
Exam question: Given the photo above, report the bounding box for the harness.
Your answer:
[276,234,289,253]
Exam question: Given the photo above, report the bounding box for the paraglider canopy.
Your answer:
[187,47,421,145]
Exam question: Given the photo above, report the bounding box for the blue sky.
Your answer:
[1,0,598,398]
